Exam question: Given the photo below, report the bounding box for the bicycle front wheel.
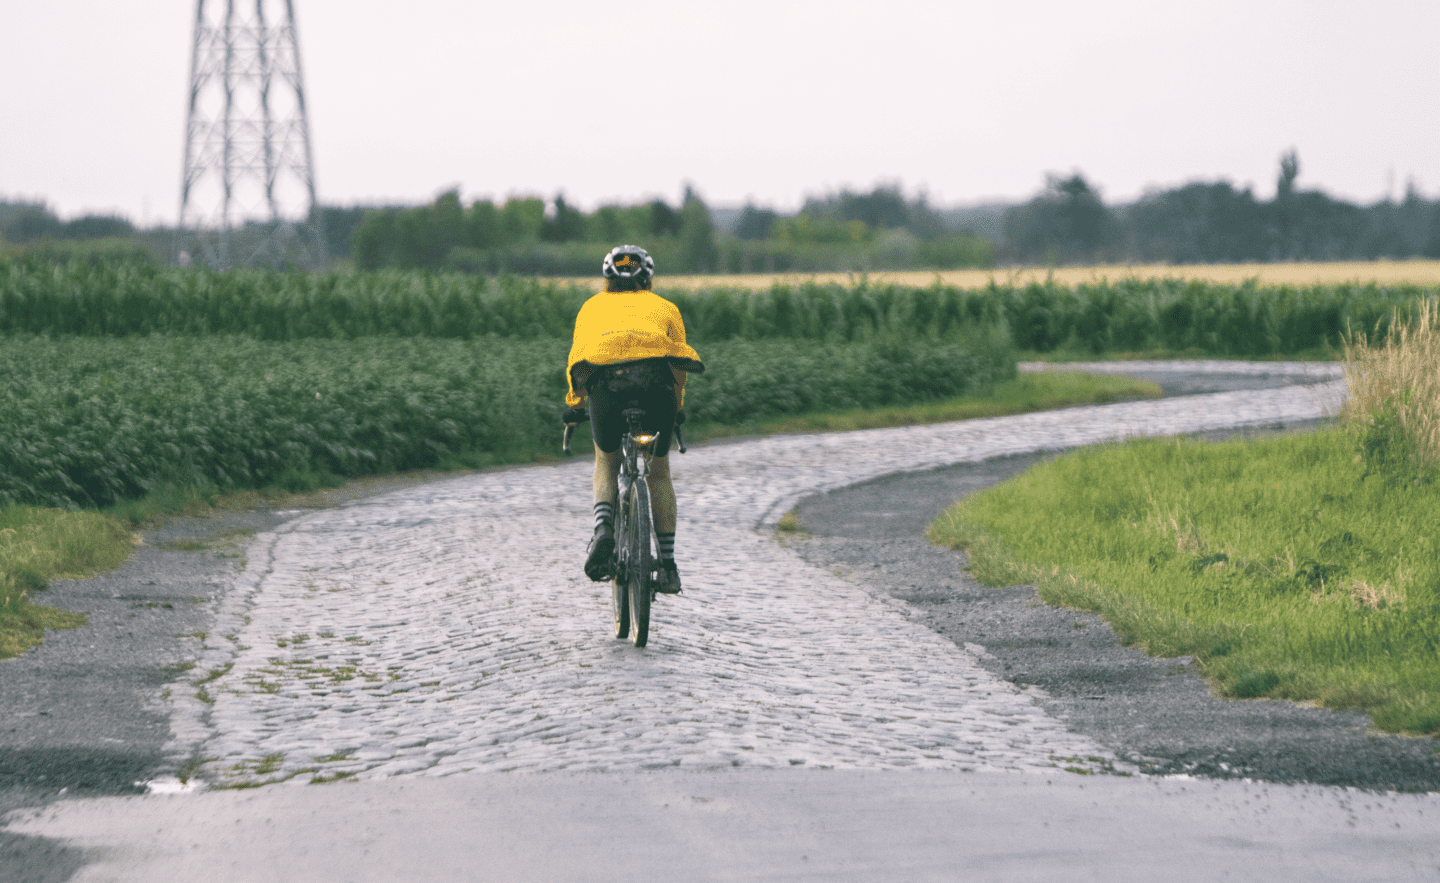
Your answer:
[612,498,630,640]
[626,477,653,648]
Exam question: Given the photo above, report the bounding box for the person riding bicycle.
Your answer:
[564,244,703,595]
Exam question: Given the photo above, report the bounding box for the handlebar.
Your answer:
[562,414,584,455]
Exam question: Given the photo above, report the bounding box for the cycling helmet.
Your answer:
[602,245,654,288]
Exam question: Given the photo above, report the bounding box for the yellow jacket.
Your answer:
[566,289,702,407]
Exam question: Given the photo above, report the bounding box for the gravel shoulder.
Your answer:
[0,471,472,825]
[787,372,1440,792]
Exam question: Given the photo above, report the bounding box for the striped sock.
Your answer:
[594,501,614,530]
[657,531,675,563]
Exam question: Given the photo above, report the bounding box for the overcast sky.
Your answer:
[4,0,1438,224]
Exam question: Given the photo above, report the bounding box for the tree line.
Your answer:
[7,151,1440,272]
[345,186,717,275]
[1002,150,1440,265]
[342,184,992,275]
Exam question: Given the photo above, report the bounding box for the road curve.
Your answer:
[8,361,1439,882]
[159,363,1345,786]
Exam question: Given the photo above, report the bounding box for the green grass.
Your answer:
[1016,346,1341,363]
[0,506,133,657]
[926,430,1440,736]
[686,370,1160,441]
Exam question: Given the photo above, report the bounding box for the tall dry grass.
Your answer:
[1341,297,1440,475]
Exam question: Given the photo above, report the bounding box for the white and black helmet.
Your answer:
[602,245,654,287]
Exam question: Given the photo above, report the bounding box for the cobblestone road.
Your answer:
[166,363,1345,788]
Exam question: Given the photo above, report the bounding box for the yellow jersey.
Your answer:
[565,289,702,407]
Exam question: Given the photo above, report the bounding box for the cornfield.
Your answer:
[3,257,1434,356]
[0,333,1009,509]
[5,256,1437,509]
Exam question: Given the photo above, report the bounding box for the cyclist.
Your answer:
[564,245,704,595]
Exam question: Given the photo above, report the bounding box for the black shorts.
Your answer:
[586,359,679,456]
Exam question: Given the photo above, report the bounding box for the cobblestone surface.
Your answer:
[166,364,1346,788]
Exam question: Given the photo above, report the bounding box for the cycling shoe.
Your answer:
[584,524,615,582]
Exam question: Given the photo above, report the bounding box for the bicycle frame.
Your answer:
[616,410,652,511]
[562,402,685,648]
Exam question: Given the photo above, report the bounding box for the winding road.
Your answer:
[3,361,1437,882]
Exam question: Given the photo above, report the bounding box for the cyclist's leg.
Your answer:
[638,376,679,526]
[647,454,681,594]
[584,379,625,582]
[592,447,620,507]
[584,446,620,582]
[646,454,676,534]
[632,374,681,593]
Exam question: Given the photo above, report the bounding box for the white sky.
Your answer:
[4,0,1438,224]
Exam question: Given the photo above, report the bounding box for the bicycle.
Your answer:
[564,407,686,648]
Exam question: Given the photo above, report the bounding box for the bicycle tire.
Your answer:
[626,477,653,648]
[612,492,631,640]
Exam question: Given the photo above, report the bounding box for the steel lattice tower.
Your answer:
[177,0,325,270]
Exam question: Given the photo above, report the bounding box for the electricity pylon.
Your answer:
[176,0,325,270]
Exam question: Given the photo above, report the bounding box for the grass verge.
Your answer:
[1016,347,1340,363]
[928,304,1440,736]
[926,430,1440,736]
[0,506,134,658]
[683,370,1160,442]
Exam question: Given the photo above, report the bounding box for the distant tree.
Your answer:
[383,190,466,269]
[800,183,947,239]
[499,197,546,244]
[1054,174,1112,253]
[541,193,587,243]
[1426,206,1440,259]
[3,205,63,242]
[772,213,869,246]
[1125,181,1267,263]
[589,205,629,244]
[1277,149,1300,200]
[314,205,376,259]
[804,185,908,229]
[1283,190,1365,261]
[1363,181,1435,259]
[351,209,397,270]
[915,232,994,269]
[432,190,466,252]
[61,214,135,239]
[734,203,778,240]
[901,191,949,240]
[466,200,502,249]
[1272,149,1302,259]
[1003,172,1116,263]
[648,199,683,238]
[391,207,434,269]
[679,185,718,272]
[1398,182,1433,253]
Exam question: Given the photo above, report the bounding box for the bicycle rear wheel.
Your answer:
[626,478,653,648]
